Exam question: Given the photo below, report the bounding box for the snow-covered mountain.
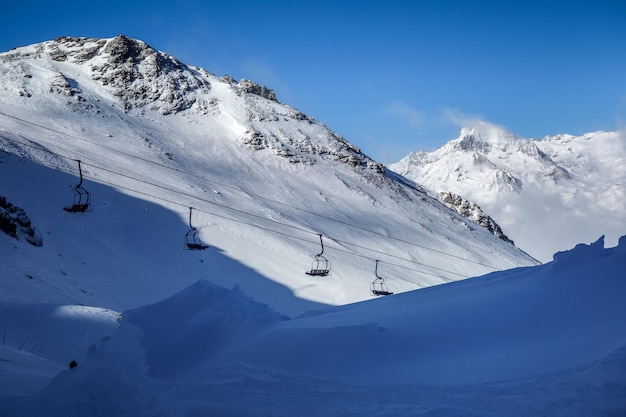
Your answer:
[0,35,537,316]
[390,121,626,262]
[1,36,624,417]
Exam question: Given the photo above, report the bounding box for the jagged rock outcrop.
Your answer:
[0,196,42,246]
[440,191,514,245]
[89,35,213,114]
[238,79,276,101]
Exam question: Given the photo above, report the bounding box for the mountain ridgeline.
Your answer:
[0,35,537,314]
[391,122,626,262]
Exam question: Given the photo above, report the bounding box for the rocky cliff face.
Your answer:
[439,191,513,245]
[0,195,42,247]
[2,35,280,116]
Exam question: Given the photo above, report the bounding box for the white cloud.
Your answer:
[384,101,425,130]
[440,107,486,128]
[617,94,626,142]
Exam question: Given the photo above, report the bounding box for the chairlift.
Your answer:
[184,207,209,250]
[305,234,331,276]
[371,260,393,296]
[64,160,91,213]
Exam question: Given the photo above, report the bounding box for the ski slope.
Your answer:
[0,237,624,416]
[0,36,537,317]
[1,36,623,416]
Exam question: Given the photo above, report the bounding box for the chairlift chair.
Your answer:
[305,234,331,276]
[371,260,393,296]
[64,160,91,213]
[184,207,209,250]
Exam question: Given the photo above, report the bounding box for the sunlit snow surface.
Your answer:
[1,237,625,416]
[0,36,537,317]
[391,122,626,263]
[0,37,624,416]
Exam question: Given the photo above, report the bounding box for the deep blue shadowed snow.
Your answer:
[1,236,625,416]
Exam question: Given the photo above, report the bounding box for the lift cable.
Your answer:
[0,111,503,270]
[0,137,471,279]
[0,131,497,277]
[81,160,470,278]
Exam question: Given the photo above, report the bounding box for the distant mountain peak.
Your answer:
[390,127,625,262]
[448,122,521,154]
[459,121,517,141]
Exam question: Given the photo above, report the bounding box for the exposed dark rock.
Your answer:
[222,74,236,84]
[0,196,42,246]
[454,134,492,153]
[238,79,277,101]
[71,35,213,114]
[440,191,514,245]
[103,34,147,64]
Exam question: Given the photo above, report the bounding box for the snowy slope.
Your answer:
[0,36,623,417]
[0,36,537,317]
[390,121,626,262]
[1,237,624,416]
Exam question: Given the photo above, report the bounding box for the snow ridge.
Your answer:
[0,36,624,417]
[391,121,626,261]
[439,191,513,244]
[0,35,539,315]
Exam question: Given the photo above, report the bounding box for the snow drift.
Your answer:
[2,236,624,416]
[1,36,623,417]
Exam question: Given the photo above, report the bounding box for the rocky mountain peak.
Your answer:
[451,122,521,154]
[102,34,154,65]
[89,35,211,114]
[4,35,281,115]
[0,35,393,185]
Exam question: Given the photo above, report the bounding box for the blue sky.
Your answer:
[2,0,625,163]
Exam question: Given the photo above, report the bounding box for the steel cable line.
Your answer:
[80,161,471,278]
[1,136,468,279]
[1,135,474,280]
[91,171,464,279]
[1,132,313,234]
[0,110,502,269]
[0,115,502,271]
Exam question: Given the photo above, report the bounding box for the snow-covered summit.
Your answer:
[0,36,623,417]
[390,122,626,262]
[3,35,276,114]
[449,122,521,152]
[1,35,382,170]
[1,36,537,316]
